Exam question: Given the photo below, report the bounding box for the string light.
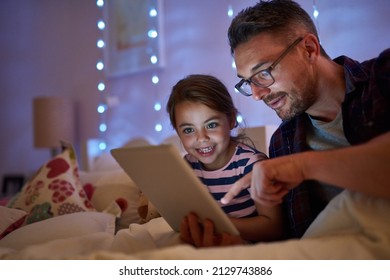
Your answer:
[99,123,107,132]
[96,61,104,71]
[96,0,104,8]
[149,8,158,17]
[313,0,320,38]
[152,66,162,132]
[154,102,162,111]
[227,5,234,17]
[152,75,159,84]
[155,123,163,132]
[96,0,107,151]
[150,55,158,64]
[229,5,237,70]
[236,114,243,124]
[97,20,105,30]
[228,4,243,126]
[148,29,158,38]
[97,82,105,91]
[147,2,163,134]
[96,39,105,48]
[94,2,320,145]
[95,1,164,139]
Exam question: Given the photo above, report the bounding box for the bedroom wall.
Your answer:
[0,0,389,193]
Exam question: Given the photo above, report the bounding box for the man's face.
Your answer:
[234,34,317,121]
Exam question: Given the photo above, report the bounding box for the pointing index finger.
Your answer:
[221,172,252,204]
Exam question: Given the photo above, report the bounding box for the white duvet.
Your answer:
[1,190,389,260]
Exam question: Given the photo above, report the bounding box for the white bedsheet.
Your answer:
[1,190,389,260]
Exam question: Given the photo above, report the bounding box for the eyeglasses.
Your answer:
[235,37,303,96]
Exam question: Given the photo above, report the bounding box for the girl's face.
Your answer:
[174,101,236,171]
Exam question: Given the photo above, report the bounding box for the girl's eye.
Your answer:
[182,127,194,134]
[206,122,218,129]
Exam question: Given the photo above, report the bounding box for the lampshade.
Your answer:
[33,96,75,151]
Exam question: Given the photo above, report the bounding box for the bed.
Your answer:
[1,130,390,260]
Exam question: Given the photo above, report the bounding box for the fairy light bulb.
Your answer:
[97,104,106,114]
[97,82,105,91]
[154,102,161,111]
[150,55,158,64]
[99,141,107,151]
[96,61,104,71]
[97,20,105,30]
[155,123,162,132]
[99,123,107,132]
[97,39,105,48]
[152,75,159,84]
[236,114,243,124]
[312,0,320,40]
[313,8,319,19]
[148,29,158,38]
[149,8,157,17]
[227,5,233,17]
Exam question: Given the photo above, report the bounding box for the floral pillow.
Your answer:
[8,143,96,225]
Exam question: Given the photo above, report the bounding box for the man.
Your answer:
[180,0,390,247]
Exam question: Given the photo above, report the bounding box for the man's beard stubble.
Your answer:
[268,89,316,121]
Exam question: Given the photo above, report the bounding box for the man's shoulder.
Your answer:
[375,48,390,59]
[365,48,390,74]
[356,48,390,75]
[272,114,308,138]
[269,115,309,157]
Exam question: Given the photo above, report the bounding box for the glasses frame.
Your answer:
[235,37,303,96]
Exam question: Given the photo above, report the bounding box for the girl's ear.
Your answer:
[229,114,238,129]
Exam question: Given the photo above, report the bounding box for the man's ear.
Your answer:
[303,34,320,61]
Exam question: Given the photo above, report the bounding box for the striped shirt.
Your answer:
[185,143,267,218]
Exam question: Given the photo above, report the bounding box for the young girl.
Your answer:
[166,74,283,244]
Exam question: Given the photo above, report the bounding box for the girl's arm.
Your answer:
[230,202,284,242]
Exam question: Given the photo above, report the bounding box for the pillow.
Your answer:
[89,152,121,172]
[8,144,96,225]
[0,206,27,239]
[0,211,115,250]
[79,169,143,231]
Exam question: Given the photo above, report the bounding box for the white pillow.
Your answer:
[303,190,390,239]
[79,169,142,230]
[90,152,121,172]
[0,212,115,250]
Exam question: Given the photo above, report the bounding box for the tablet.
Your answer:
[110,144,239,236]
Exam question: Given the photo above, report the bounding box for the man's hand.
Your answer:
[221,155,304,206]
[180,213,244,247]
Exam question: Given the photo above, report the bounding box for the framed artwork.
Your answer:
[103,0,164,77]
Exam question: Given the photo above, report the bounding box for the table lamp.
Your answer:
[33,96,75,157]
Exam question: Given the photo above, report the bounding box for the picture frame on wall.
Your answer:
[103,0,164,78]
